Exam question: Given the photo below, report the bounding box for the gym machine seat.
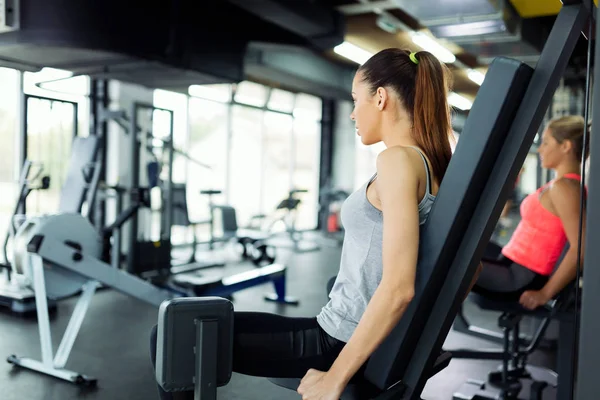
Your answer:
[268,352,453,399]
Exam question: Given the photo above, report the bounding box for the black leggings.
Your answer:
[149,312,347,400]
[473,242,549,302]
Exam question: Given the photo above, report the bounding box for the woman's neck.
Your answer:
[554,160,582,179]
[381,118,416,148]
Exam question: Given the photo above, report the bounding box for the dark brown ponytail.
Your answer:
[358,48,453,183]
[412,51,453,182]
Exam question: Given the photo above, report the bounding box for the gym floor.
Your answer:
[0,233,557,400]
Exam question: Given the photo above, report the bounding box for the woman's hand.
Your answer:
[519,289,551,310]
[297,369,345,400]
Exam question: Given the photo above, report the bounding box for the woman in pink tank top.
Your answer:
[473,115,588,310]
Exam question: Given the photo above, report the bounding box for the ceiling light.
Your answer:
[333,41,373,65]
[467,69,486,86]
[410,32,456,64]
[448,92,473,111]
[430,20,507,38]
[376,15,399,34]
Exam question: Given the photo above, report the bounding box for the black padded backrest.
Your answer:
[58,135,100,213]
[363,57,534,389]
[171,184,192,227]
[212,205,238,234]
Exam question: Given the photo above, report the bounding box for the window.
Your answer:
[0,68,19,261]
[262,112,294,221]
[25,97,77,214]
[294,93,322,121]
[24,68,90,137]
[267,88,295,113]
[293,118,321,230]
[234,81,268,107]
[22,68,90,216]
[154,90,188,184]
[187,97,229,238]
[151,80,325,239]
[188,84,232,103]
[229,105,263,225]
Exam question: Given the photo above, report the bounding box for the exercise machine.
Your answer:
[101,104,293,300]
[451,242,572,399]
[0,134,101,314]
[250,188,321,253]
[154,2,593,394]
[0,160,50,313]
[6,213,176,386]
[319,184,350,246]
[5,209,297,385]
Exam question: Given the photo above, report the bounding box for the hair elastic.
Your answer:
[409,52,419,65]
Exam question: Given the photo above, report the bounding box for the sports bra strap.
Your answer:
[562,173,582,180]
[408,146,432,195]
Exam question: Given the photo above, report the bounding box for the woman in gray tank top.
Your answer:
[150,49,456,400]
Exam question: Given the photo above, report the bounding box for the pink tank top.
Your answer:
[502,173,584,276]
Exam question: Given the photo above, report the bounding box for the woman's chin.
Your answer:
[360,136,373,145]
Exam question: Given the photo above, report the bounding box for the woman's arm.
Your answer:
[326,147,421,386]
[541,179,586,298]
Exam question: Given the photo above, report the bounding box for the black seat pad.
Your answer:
[468,292,552,317]
[268,351,452,400]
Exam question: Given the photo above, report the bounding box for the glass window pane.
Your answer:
[229,105,264,225]
[187,98,229,232]
[188,84,232,103]
[292,118,321,230]
[24,68,90,137]
[293,93,322,121]
[26,98,77,214]
[154,90,187,185]
[0,67,19,261]
[234,81,268,107]
[262,112,293,223]
[267,88,295,113]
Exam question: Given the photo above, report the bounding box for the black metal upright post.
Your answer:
[72,102,78,138]
[164,109,174,241]
[19,74,27,215]
[318,99,335,231]
[127,103,140,274]
[575,3,600,399]
[90,79,109,231]
[194,319,218,400]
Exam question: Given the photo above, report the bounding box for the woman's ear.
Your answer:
[376,87,388,111]
[561,139,574,154]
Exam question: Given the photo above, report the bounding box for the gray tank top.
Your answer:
[317,147,436,342]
